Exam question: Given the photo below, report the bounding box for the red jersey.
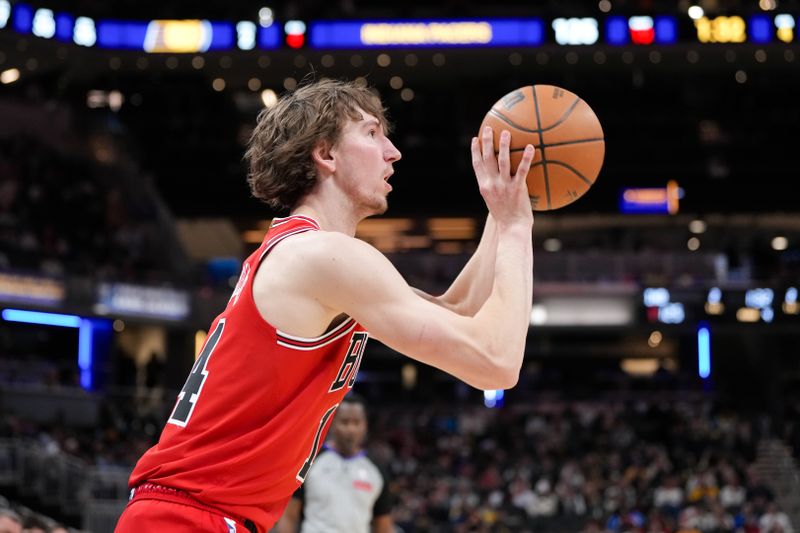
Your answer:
[129,215,369,532]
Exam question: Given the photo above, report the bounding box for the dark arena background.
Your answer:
[2,0,800,531]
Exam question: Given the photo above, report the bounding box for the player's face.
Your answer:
[331,403,367,457]
[331,110,401,217]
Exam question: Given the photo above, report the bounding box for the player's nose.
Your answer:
[385,138,401,163]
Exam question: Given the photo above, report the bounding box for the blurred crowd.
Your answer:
[366,400,794,533]
[0,135,170,282]
[0,380,798,532]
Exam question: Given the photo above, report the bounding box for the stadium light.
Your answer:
[0,68,20,84]
[259,7,274,28]
[697,323,711,379]
[688,5,704,20]
[771,236,788,250]
[261,88,278,107]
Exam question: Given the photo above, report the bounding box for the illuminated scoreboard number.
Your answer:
[775,14,795,43]
[552,17,599,45]
[236,21,256,50]
[695,16,747,43]
[32,8,56,39]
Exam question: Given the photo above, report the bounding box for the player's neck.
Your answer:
[292,195,364,237]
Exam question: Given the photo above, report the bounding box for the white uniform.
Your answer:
[297,448,391,533]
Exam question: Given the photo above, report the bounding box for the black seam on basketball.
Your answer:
[539,97,582,133]
[543,137,604,148]
[504,138,604,153]
[531,87,550,209]
[531,160,594,186]
[488,109,538,133]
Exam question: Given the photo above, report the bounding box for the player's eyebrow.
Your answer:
[360,118,381,130]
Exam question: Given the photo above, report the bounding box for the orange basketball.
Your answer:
[479,85,605,211]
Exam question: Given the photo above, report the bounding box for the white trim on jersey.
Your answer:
[271,215,321,229]
[277,321,359,351]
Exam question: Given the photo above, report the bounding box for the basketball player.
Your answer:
[115,78,534,533]
[274,394,393,533]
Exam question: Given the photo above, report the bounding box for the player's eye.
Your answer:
[369,129,376,137]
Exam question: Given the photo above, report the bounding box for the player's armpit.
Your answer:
[296,233,522,390]
[274,498,302,533]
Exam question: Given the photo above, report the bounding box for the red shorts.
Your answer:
[115,483,258,533]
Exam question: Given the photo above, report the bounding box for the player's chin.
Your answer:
[371,197,389,215]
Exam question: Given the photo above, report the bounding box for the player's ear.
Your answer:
[312,140,336,176]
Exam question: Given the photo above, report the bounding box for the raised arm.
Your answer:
[416,128,534,317]
[299,128,534,390]
[416,214,498,316]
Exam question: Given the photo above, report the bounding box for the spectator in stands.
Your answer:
[526,478,558,519]
[759,502,794,533]
[695,501,734,532]
[686,470,719,504]
[745,467,775,515]
[719,473,747,511]
[654,474,685,518]
[0,509,22,533]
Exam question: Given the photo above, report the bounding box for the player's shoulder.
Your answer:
[276,230,382,270]
[279,229,369,253]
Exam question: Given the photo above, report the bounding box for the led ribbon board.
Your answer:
[309,19,545,48]
[3,4,796,49]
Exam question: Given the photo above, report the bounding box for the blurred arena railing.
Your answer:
[0,437,130,532]
[755,439,800,529]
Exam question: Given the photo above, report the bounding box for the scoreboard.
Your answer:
[0,0,797,52]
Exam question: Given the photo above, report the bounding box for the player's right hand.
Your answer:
[471,126,534,229]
